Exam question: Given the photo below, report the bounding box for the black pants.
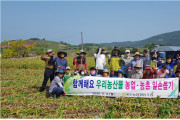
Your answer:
[41,68,54,89]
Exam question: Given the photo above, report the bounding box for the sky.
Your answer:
[1,1,180,45]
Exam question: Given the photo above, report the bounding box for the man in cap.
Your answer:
[108,47,123,76]
[122,50,133,78]
[49,68,65,98]
[73,50,87,72]
[128,63,143,79]
[40,49,55,92]
[130,52,143,72]
[141,49,152,70]
[50,51,68,71]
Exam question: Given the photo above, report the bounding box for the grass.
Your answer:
[0,57,180,118]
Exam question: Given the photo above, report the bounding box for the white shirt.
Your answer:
[94,53,107,70]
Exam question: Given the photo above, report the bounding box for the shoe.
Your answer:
[39,87,45,92]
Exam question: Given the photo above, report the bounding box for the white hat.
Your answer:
[66,66,71,70]
[46,49,53,53]
[125,50,130,53]
[103,69,109,73]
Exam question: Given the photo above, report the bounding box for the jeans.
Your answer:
[51,87,64,97]
[41,68,54,89]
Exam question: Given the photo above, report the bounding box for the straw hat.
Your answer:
[77,50,86,55]
[133,52,141,57]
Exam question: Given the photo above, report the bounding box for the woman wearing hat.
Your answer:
[128,63,143,79]
[73,50,87,71]
[40,49,55,92]
[143,65,158,79]
[108,47,123,76]
[49,68,65,98]
[130,52,143,72]
[50,51,68,71]
[94,47,107,75]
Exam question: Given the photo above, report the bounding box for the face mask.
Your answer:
[81,71,84,75]
[135,69,140,72]
[90,71,96,75]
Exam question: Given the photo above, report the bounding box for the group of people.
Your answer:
[40,47,180,98]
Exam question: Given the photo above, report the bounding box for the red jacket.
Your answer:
[143,69,158,79]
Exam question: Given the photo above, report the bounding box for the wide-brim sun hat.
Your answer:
[66,66,71,70]
[125,50,130,53]
[133,52,141,57]
[46,49,53,54]
[57,51,67,57]
[76,50,86,55]
[113,46,120,51]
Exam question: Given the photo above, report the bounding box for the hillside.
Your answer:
[98,30,180,47]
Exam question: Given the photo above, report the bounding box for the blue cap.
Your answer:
[56,68,65,74]
[117,69,123,74]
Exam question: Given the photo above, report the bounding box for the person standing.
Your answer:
[39,49,55,92]
[131,52,143,72]
[94,47,107,75]
[108,47,123,76]
[73,50,87,72]
[122,50,133,78]
[50,51,68,71]
[141,49,152,70]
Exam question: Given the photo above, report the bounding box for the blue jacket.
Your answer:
[50,57,68,70]
[158,60,179,78]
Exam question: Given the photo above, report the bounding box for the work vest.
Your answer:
[73,56,87,70]
[45,59,54,69]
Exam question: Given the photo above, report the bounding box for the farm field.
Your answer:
[1,57,180,118]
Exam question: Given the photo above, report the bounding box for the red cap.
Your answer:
[145,65,151,70]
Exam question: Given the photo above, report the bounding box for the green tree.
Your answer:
[1,39,34,58]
